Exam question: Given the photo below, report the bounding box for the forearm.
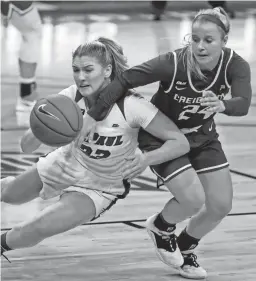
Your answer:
[87,78,126,120]
[87,53,174,121]
[225,55,251,116]
[222,97,251,116]
[143,138,189,166]
[20,129,42,153]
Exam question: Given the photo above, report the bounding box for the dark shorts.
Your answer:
[1,1,33,18]
[138,120,229,182]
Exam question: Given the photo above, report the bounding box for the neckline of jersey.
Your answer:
[187,50,224,93]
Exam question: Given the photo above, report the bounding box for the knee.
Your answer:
[181,187,205,215]
[167,170,205,215]
[206,198,232,220]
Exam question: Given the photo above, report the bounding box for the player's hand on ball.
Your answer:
[200,90,225,113]
[75,113,97,147]
[122,152,147,181]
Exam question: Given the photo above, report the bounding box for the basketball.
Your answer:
[30,94,83,147]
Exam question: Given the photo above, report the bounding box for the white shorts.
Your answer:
[62,187,118,219]
[37,148,129,207]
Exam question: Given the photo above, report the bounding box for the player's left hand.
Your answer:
[75,113,97,148]
[200,90,226,113]
[122,152,147,181]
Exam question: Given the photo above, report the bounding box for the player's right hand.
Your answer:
[74,113,96,148]
[122,152,147,181]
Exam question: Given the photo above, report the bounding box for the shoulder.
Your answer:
[122,91,158,128]
[124,91,154,108]
[58,85,78,100]
[155,52,176,66]
[123,91,158,114]
[226,49,251,77]
[123,92,158,117]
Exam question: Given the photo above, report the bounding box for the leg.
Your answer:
[3,191,96,250]
[208,1,235,18]
[177,168,232,279]
[177,136,230,279]
[1,167,43,204]
[145,156,205,267]
[151,1,167,21]
[9,3,41,119]
[161,169,205,224]
[11,5,41,89]
[208,1,226,8]
[186,167,233,239]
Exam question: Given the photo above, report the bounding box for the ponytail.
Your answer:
[72,37,128,81]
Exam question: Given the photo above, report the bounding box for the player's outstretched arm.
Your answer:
[20,128,42,153]
[88,53,174,121]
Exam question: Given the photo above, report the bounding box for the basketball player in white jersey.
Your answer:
[1,1,41,125]
[1,37,189,261]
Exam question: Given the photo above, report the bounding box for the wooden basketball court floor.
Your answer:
[1,7,256,281]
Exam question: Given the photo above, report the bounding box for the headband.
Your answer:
[193,14,227,34]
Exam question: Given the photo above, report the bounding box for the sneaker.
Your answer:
[16,97,36,112]
[1,176,15,201]
[179,253,207,279]
[146,214,184,267]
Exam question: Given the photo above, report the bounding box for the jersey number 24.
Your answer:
[178,105,214,120]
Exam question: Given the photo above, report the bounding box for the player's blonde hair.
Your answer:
[180,7,230,81]
[72,37,128,81]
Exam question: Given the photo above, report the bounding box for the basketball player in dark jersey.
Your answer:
[79,7,252,279]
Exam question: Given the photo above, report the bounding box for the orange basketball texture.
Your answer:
[30,94,83,146]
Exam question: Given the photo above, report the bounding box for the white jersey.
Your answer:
[37,85,158,199]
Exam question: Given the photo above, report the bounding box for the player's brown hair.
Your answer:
[72,37,128,81]
[180,7,230,81]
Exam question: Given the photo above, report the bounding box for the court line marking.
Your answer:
[123,222,145,229]
[1,250,136,263]
[1,212,256,232]
[230,169,256,180]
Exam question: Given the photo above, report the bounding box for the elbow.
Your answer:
[228,108,249,116]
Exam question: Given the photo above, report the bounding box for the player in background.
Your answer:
[1,37,189,263]
[1,1,41,125]
[208,1,235,18]
[77,7,252,279]
[151,1,235,22]
[151,1,167,21]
